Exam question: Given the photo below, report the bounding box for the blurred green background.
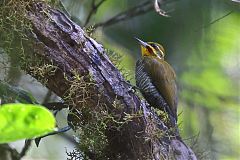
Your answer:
[0,0,239,159]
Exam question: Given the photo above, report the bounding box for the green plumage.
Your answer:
[136,57,178,122]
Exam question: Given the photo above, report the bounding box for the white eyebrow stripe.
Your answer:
[156,46,164,57]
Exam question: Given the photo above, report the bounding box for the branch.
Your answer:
[84,0,107,27]
[23,1,197,159]
[94,0,172,28]
[19,140,32,158]
[95,0,153,28]
[90,0,173,28]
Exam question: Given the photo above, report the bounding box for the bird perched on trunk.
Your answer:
[135,38,178,126]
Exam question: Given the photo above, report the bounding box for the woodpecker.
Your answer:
[135,38,178,126]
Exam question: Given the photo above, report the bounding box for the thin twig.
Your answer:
[20,140,32,158]
[42,90,52,104]
[42,102,68,110]
[84,0,107,27]
[95,0,153,28]
[195,10,234,31]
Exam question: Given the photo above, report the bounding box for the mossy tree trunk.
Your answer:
[4,1,197,159]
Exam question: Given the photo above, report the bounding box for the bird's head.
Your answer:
[135,37,165,59]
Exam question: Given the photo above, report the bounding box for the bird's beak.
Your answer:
[134,37,148,48]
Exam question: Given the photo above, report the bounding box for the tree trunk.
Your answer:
[20,1,197,159]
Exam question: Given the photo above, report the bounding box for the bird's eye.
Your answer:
[150,43,162,52]
[149,43,165,58]
[150,43,158,49]
[146,45,154,53]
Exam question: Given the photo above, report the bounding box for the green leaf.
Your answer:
[0,103,56,143]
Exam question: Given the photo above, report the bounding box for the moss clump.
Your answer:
[76,113,109,159]
[29,61,58,85]
[64,70,146,159]
[0,0,61,70]
[0,0,31,47]
[0,0,32,80]
[62,71,108,159]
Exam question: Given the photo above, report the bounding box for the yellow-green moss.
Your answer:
[0,0,60,80]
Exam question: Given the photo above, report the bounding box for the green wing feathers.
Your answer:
[143,57,178,119]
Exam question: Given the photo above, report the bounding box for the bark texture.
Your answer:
[24,1,197,159]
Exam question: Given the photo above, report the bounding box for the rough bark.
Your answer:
[23,1,197,160]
